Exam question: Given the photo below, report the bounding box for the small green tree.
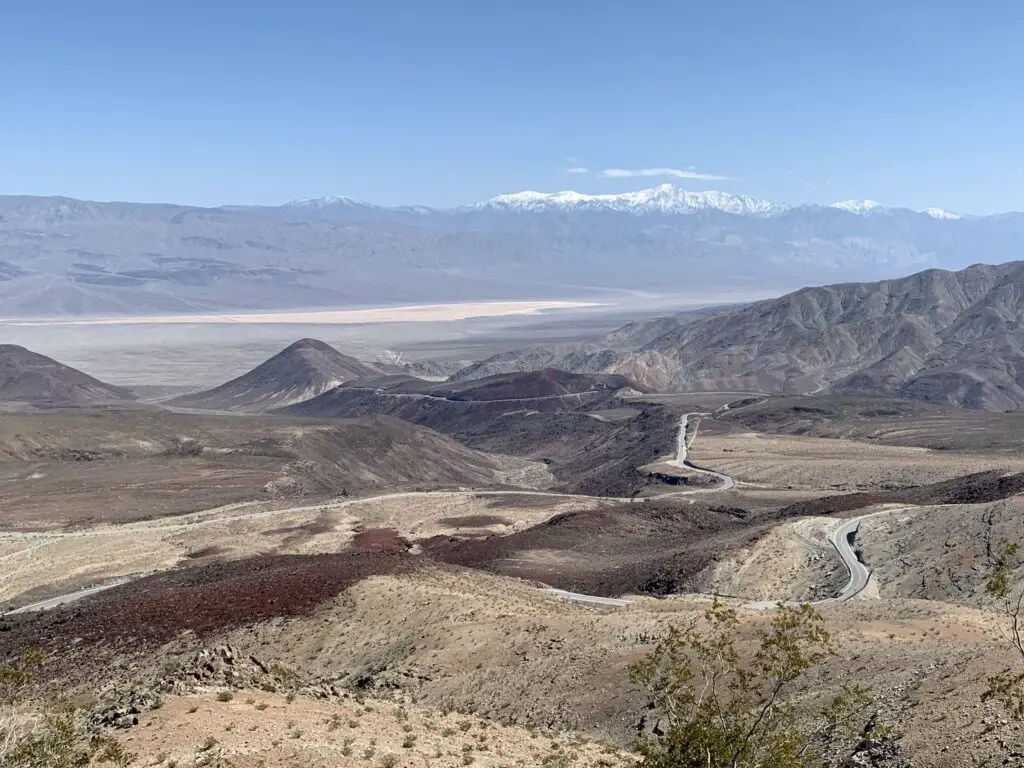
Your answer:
[630,601,870,768]
[984,539,1024,718]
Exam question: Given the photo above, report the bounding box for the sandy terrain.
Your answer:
[6,529,1024,767]
[200,572,1024,766]
[17,565,1018,768]
[0,492,603,607]
[703,514,845,602]
[0,408,552,529]
[3,300,602,327]
[6,391,1024,766]
[693,432,1024,490]
[119,688,634,768]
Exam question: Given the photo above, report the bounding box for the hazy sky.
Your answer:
[2,1,1023,212]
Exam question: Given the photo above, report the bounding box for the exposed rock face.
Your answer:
[456,261,1024,411]
[627,261,1024,410]
[89,644,398,731]
[841,738,913,768]
[0,344,135,405]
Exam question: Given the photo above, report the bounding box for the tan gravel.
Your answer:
[694,432,1024,490]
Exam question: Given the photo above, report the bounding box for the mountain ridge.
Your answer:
[454,261,1024,411]
[2,188,1020,318]
[281,184,970,218]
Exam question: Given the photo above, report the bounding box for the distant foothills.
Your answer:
[5,258,1024,412]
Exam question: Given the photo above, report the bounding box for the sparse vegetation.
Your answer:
[630,600,872,768]
[984,538,1024,717]
[1,649,137,768]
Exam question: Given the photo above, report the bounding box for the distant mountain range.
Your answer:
[453,261,1024,411]
[0,186,1021,316]
[470,185,960,218]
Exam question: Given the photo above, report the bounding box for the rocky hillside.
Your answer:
[449,305,734,381]
[0,344,136,405]
[167,338,391,412]
[458,261,1024,411]
[277,369,638,432]
[623,261,1024,409]
[279,369,671,496]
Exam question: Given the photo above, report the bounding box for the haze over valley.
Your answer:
[6,3,1024,767]
[1,185,1019,318]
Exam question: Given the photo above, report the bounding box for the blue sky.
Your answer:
[2,1,1023,213]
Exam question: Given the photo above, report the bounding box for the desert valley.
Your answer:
[3,257,1024,767]
[6,8,1024,764]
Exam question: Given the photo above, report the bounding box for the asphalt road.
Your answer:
[826,505,948,602]
[4,410,919,614]
[674,412,736,491]
[1,410,738,615]
[4,579,131,616]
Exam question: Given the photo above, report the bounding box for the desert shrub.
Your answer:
[165,437,203,457]
[984,539,1024,717]
[1,650,136,767]
[630,601,871,768]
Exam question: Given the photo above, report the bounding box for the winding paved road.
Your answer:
[0,412,733,616]
[674,412,736,491]
[825,505,951,602]
[4,580,132,616]
[4,404,893,615]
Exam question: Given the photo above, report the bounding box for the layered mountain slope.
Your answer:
[454,261,1024,410]
[167,338,391,412]
[449,305,734,381]
[279,369,671,496]
[279,369,639,430]
[0,344,136,405]
[612,261,1024,409]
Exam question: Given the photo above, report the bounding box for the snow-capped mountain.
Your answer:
[923,207,962,220]
[466,185,962,219]
[473,184,788,217]
[0,187,1012,318]
[829,199,885,214]
[284,195,378,209]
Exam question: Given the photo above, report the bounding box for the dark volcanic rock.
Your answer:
[0,344,135,404]
[167,338,392,412]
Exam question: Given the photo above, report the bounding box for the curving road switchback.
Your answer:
[15,404,910,616]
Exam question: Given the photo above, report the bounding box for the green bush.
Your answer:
[984,539,1024,717]
[1,650,136,767]
[630,601,870,768]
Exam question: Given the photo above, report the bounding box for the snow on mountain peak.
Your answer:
[924,207,961,220]
[282,188,965,221]
[285,195,375,209]
[829,199,884,214]
[474,184,788,216]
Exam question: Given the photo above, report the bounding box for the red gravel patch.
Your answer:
[1,551,419,655]
[779,471,1024,517]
